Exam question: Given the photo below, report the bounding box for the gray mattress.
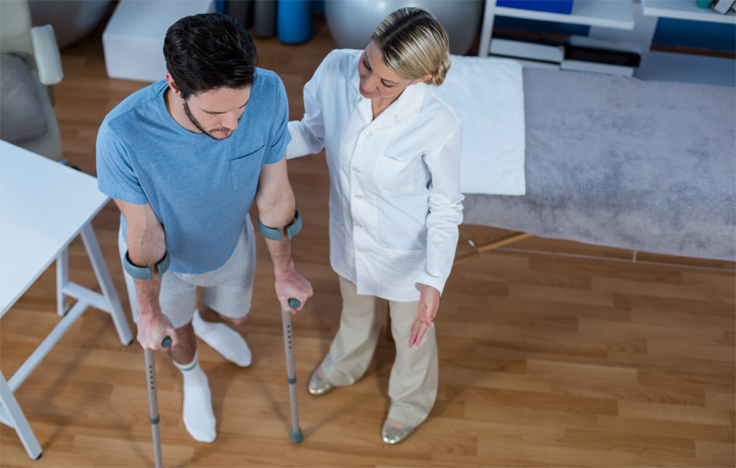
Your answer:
[463,68,736,261]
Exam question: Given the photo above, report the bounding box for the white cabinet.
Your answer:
[103,0,215,82]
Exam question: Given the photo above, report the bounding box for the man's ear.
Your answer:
[165,73,182,98]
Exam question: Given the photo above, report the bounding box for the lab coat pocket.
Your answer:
[230,144,265,188]
[382,246,427,259]
[380,246,427,300]
[375,154,418,196]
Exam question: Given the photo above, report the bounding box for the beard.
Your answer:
[183,100,235,140]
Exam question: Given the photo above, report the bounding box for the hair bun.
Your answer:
[371,7,452,87]
[430,51,451,86]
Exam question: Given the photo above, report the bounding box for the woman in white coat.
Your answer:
[287,7,463,444]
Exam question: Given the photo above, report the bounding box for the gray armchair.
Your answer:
[0,0,64,161]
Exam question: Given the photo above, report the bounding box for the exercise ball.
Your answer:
[325,0,483,56]
[29,0,111,48]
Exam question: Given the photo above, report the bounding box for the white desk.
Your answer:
[0,140,133,459]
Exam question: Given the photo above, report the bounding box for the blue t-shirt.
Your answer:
[96,70,290,273]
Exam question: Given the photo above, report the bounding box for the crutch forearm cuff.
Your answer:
[257,209,302,242]
[124,250,170,280]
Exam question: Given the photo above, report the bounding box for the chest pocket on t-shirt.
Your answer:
[230,144,266,189]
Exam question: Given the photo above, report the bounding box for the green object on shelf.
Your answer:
[696,0,714,8]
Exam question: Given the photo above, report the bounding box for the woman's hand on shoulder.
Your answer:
[409,284,440,348]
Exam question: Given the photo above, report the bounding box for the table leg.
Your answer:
[80,223,134,346]
[0,371,42,459]
[56,247,70,317]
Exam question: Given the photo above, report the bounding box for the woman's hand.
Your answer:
[409,284,440,348]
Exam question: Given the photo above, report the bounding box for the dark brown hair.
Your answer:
[163,13,257,99]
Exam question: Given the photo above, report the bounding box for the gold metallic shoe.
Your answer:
[307,368,334,396]
[381,419,415,445]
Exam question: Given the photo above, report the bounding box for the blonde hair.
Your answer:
[371,7,451,86]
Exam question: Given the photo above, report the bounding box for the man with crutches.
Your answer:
[95,13,312,446]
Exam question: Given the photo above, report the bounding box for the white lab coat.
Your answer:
[287,49,463,302]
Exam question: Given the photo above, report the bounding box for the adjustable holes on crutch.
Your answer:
[282,299,303,443]
[145,336,172,468]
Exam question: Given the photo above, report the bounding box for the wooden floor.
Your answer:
[2,14,735,468]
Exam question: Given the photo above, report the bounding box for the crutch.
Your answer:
[145,336,171,468]
[282,298,303,443]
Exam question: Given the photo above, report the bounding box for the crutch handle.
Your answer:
[162,336,172,348]
[288,298,301,309]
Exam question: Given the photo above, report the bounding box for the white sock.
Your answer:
[175,352,216,443]
[192,309,252,367]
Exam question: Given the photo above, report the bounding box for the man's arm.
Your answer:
[115,199,178,350]
[255,156,313,313]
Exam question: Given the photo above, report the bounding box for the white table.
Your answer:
[0,141,133,459]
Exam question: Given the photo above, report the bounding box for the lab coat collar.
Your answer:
[350,64,426,126]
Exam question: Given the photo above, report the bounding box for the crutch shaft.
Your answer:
[281,304,303,443]
[145,349,164,468]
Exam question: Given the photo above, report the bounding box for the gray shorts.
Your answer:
[118,217,256,329]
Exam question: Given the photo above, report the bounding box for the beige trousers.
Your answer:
[319,276,438,426]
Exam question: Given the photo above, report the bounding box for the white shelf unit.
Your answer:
[478,0,735,86]
[479,0,636,59]
[641,0,736,24]
[494,0,636,29]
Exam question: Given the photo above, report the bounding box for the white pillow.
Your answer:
[441,56,526,196]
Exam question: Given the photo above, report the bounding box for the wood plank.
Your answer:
[617,400,733,426]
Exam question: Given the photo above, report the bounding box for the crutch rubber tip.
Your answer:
[290,428,303,444]
[288,298,301,309]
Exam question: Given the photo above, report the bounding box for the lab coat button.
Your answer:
[365,131,373,138]
[357,249,364,253]
[355,194,363,199]
[353,168,360,174]
[355,222,363,228]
